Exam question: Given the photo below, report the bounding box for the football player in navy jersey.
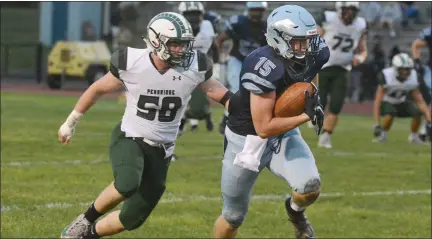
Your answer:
[212,5,329,239]
[215,1,268,134]
[412,27,432,141]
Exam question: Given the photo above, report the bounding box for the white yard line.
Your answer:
[3,149,430,167]
[1,189,430,213]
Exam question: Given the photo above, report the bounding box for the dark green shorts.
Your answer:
[109,122,172,230]
[109,122,170,197]
[318,66,349,114]
[380,101,422,118]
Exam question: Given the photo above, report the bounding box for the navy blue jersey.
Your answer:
[224,15,267,62]
[228,42,330,136]
[419,27,432,65]
[204,11,221,34]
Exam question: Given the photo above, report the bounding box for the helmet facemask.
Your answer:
[340,6,359,25]
[182,11,203,36]
[267,27,321,82]
[269,28,320,62]
[392,53,414,82]
[248,8,266,23]
[395,67,412,82]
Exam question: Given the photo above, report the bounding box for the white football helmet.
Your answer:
[392,53,414,80]
[246,1,267,22]
[246,1,268,10]
[335,1,360,25]
[178,1,205,14]
[266,5,320,60]
[178,2,205,36]
[144,12,195,69]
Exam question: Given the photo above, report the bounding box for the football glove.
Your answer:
[304,90,324,135]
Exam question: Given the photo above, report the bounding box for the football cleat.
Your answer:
[285,198,315,239]
[60,213,91,238]
[318,133,332,149]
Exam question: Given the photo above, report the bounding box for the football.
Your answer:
[274,82,315,117]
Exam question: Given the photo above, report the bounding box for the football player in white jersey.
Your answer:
[373,53,431,143]
[178,1,216,135]
[57,12,233,239]
[316,1,368,148]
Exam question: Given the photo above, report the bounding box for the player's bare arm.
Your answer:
[411,89,432,122]
[215,31,230,55]
[373,86,385,125]
[199,78,231,110]
[411,39,426,60]
[353,33,367,66]
[312,74,319,87]
[58,72,123,144]
[250,91,310,139]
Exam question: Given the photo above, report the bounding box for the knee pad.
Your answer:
[120,184,166,231]
[222,210,246,229]
[303,178,321,194]
[114,178,140,198]
[294,178,321,206]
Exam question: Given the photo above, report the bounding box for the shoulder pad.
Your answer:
[354,16,367,31]
[200,20,215,37]
[240,47,284,94]
[110,48,149,79]
[323,11,337,23]
[315,40,330,66]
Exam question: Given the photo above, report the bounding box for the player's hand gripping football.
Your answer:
[304,89,324,135]
[58,110,82,144]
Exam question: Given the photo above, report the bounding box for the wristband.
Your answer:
[65,110,83,127]
[219,91,234,106]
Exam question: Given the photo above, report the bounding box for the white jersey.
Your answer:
[322,11,367,71]
[113,48,210,143]
[193,20,215,54]
[381,67,419,104]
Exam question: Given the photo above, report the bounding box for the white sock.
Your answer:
[290,200,305,212]
[224,110,229,117]
[381,131,388,139]
[189,119,199,126]
[410,132,419,138]
[419,121,427,134]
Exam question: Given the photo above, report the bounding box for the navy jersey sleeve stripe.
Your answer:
[242,80,274,95]
[241,72,276,90]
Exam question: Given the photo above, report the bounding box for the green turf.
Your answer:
[1,92,431,238]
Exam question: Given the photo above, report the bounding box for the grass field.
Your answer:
[1,92,431,238]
